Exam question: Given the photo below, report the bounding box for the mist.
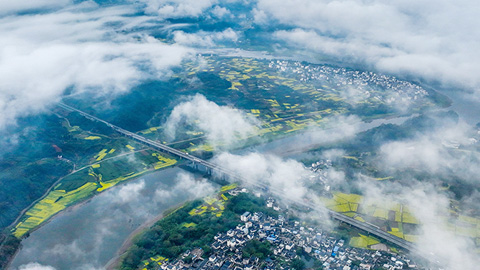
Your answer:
[255,0,480,95]
[164,94,259,150]
[0,1,192,129]
[11,170,216,270]
[5,1,480,270]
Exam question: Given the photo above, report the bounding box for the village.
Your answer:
[149,197,423,270]
[269,60,430,108]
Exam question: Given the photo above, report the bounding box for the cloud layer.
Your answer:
[256,0,480,93]
[356,179,480,270]
[13,170,216,270]
[0,2,191,128]
[164,94,259,149]
[379,119,480,182]
[214,152,310,201]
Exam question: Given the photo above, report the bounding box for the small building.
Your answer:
[241,212,251,222]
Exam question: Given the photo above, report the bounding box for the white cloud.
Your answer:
[154,172,215,203]
[164,94,259,149]
[113,180,146,204]
[357,179,480,270]
[0,3,191,129]
[0,0,71,16]
[211,6,231,18]
[173,28,239,47]
[18,263,57,270]
[257,0,480,92]
[141,0,218,18]
[213,152,310,201]
[379,120,480,181]
[272,115,360,156]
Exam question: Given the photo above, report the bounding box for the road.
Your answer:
[57,102,419,253]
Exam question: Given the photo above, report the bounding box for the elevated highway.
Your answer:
[57,102,418,252]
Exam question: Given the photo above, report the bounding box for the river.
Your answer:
[9,114,418,270]
[9,168,217,270]
[9,89,472,270]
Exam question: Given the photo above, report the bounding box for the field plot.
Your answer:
[11,150,177,238]
[12,182,98,238]
[188,192,230,218]
[156,56,446,155]
[322,191,480,247]
[349,233,380,249]
[321,192,421,243]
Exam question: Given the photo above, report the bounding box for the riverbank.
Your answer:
[9,167,208,270]
[105,202,187,270]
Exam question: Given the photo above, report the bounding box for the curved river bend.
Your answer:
[9,113,443,270]
[9,168,217,270]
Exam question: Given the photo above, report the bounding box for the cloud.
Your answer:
[154,172,216,203]
[211,5,232,19]
[0,2,191,129]
[172,28,239,47]
[267,115,361,157]
[256,0,480,92]
[47,240,86,261]
[213,152,310,201]
[356,178,480,270]
[379,119,480,181]
[406,189,479,270]
[113,180,146,204]
[164,94,259,149]
[17,263,57,270]
[0,0,71,16]
[140,0,218,18]
[307,115,361,143]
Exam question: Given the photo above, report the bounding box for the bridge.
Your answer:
[58,102,418,253]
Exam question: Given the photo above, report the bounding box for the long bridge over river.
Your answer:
[58,103,418,253]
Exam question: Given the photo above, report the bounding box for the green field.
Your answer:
[120,190,277,270]
[11,149,177,238]
[137,56,445,156]
[321,191,480,246]
[3,56,452,249]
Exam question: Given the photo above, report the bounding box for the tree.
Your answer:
[242,239,272,259]
[290,258,305,270]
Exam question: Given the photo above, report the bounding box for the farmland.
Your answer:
[11,148,177,238]
[8,108,179,238]
[1,55,455,267]
[123,56,447,156]
[120,188,274,270]
[349,233,380,249]
[321,191,480,250]
[320,192,420,243]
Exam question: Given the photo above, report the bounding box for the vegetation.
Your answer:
[0,56,452,265]
[0,234,21,269]
[11,149,177,238]
[242,239,272,259]
[290,258,306,270]
[120,192,277,270]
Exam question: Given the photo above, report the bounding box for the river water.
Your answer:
[9,168,217,270]
[9,112,417,270]
[10,85,475,270]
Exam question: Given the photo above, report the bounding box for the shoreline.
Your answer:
[6,165,179,269]
[105,202,187,270]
